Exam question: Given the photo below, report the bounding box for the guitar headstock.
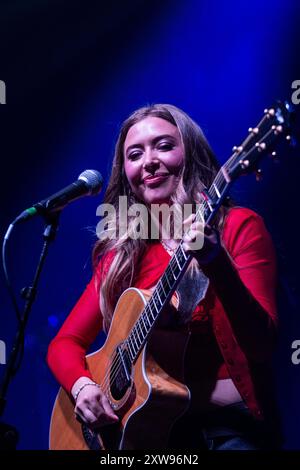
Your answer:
[226,101,295,181]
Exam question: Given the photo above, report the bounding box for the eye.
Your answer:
[128,150,142,160]
[157,142,174,151]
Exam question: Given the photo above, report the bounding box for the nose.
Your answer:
[143,148,160,173]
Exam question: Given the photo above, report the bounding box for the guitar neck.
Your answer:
[125,165,232,363]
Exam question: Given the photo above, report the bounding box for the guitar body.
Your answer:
[49,288,191,450]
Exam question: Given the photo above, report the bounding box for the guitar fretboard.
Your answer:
[124,163,233,363]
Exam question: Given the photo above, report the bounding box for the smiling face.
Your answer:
[123,117,185,205]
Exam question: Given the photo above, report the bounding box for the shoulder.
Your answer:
[94,248,117,282]
[224,206,262,227]
[222,206,265,237]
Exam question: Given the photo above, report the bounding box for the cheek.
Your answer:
[166,151,184,174]
[124,161,139,188]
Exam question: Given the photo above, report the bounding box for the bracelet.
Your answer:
[74,382,100,402]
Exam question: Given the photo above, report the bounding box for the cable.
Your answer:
[2,224,22,324]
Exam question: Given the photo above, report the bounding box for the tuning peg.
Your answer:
[239,159,250,170]
[264,108,275,117]
[272,125,283,135]
[255,142,267,152]
[232,145,244,153]
[270,151,279,162]
[286,135,297,147]
[248,127,259,135]
[255,169,263,181]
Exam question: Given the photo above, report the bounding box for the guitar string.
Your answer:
[98,114,281,398]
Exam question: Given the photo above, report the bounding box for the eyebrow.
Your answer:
[125,134,177,156]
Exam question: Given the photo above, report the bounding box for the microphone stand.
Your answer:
[0,211,61,449]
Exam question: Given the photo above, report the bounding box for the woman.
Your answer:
[47,104,281,450]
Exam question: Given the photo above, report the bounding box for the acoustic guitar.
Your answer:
[49,102,293,450]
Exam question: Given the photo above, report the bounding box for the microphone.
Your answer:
[12,169,103,225]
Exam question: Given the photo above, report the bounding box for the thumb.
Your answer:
[101,394,119,421]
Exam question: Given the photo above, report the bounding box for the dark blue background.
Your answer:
[0,0,300,449]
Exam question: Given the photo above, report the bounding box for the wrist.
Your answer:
[195,242,223,266]
[71,376,99,402]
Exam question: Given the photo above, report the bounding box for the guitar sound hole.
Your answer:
[110,345,132,401]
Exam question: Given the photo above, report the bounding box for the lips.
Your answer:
[143,174,169,187]
[143,173,169,186]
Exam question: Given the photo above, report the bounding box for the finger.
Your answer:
[76,407,98,426]
[84,389,119,423]
[182,241,190,253]
[184,231,197,243]
[100,395,119,421]
[190,221,204,231]
[182,240,202,252]
[183,213,196,226]
[88,397,105,418]
[183,229,204,251]
[88,394,118,422]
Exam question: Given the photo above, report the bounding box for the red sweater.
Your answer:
[47,207,278,421]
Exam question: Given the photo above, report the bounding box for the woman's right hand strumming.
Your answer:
[71,376,119,428]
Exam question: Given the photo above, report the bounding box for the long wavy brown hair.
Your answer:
[93,104,232,331]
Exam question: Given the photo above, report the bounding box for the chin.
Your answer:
[144,194,171,206]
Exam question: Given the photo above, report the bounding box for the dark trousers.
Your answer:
[169,401,281,450]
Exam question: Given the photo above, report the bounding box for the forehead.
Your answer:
[124,117,180,148]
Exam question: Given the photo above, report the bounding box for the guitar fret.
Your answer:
[139,319,145,338]
[148,302,156,320]
[169,261,178,280]
[174,251,181,270]
[126,340,135,362]
[136,320,145,342]
[156,289,163,305]
[179,244,188,261]
[140,313,148,334]
[203,197,213,213]
[152,295,160,313]
[196,206,205,224]
[177,247,186,266]
[179,249,186,266]
[213,182,221,198]
[159,279,167,298]
[164,270,172,289]
[131,331,139,351]
[128,335,137,356]
[143,310,152,328]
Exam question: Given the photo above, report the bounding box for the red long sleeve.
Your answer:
[201,207,277,362]
[47,264,104,394]
[222,206,277,322]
